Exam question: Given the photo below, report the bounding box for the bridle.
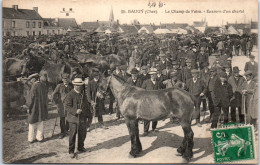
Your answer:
[98,75,112,94]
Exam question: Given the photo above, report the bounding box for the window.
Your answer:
[38,22,41,28]
[32,22,36,28]
[3,21,4,28]
[13,31,16,36]
[32,31,35,36]
[47,30,49,35]
[39,31,41,35]
[27,31,30,36]
[12,21,16,28]
[26,21,30,28]
[52,30,55,34]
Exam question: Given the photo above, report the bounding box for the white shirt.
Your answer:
[193,78,197,83]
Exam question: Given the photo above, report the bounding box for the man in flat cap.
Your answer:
[158,52,167,70]
[139,65,150,85]
[181,59,193,85]
[52,73,73,138]
[228,67,245,123]
[186,69,206,127]
[26,73,48,143]
[197,47,209,70]
[244,55,258,78]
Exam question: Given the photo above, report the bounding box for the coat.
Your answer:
[241,80,257,119]
[26,81,48,124]
[182,67,192,84]
[141,79,161,90]
[228,75,245,107]
[248,84,258,119]
[213,80,233,107]
[186,78,206,96]
[197,53,209,68]
[244,61,258,77]
[87,79,104,117]
[52,83,73,117]
[64,89,91,123]
[163,79,186,90]
[127,77,142,87]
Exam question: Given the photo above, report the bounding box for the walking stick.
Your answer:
[242,94,247,124]
[74,102,81,159]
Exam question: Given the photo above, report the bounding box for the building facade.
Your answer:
[3,5,43,36]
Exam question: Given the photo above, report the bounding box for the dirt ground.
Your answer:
[2,48,258,164]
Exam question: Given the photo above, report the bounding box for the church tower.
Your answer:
[109,7,114,27]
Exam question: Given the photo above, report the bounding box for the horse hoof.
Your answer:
[175,152,183,157]
[181,157,191,163]
[128,153,137,158]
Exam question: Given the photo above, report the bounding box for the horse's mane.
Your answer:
[112,74,128,85]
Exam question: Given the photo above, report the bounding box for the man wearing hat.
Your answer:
[163,70,186,89]
[197,47,209,70]
[127,68,142,87]
[210,72,233,129]
[52,73,73,139]
[186,47,198,69]
[87,72,106,128]
[244,55,258,78]
[119,65,130,81]
[179,46,188,69]
[139,65,150,85]
[228,67,245,123]
[156,67,167,89]
[241,70,257,127]
[64,77,92,157]
[158,52,167,70]
[26,73,48,143]
[132,45,139,63]
[162,62,173,79]
[186,69,206,127]
[141,68,162,136]
[181,59,193,84]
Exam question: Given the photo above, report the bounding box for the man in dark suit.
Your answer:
[244,55,258,78]
[142,68,162,136]
[228,66,245,123]
[139,65,150,85]
[64,77,92,157]
[186,69,206,127]
[210,72,233,129]
[87,72,106,128]
[127,68,142,87]
[52,73,73,139]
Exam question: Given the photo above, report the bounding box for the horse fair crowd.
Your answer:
[4,33,258,159]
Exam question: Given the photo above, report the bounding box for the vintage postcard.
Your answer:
[2,0,258,163]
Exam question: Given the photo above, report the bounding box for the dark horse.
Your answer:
[99,74,195,162]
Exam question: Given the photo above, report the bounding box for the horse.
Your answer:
[98,74,195,162]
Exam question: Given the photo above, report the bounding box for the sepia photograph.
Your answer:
[2,0,258,163]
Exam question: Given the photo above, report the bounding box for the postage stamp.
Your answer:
[211,125,255,163]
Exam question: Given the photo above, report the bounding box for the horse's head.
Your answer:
[98,73,112,93]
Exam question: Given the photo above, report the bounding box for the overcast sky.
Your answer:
[3,0,258,26]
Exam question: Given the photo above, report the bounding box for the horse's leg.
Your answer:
[125,118,138,157]
[179,121,194,162]
[135,119,142,153]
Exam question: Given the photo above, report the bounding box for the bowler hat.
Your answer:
[170,70,178,77]
[72,78,84,85]
[130,68,138,74]
[233,67,240,73]
[134,46,138,49]
[200,47,206,51]
[249,55,255,59]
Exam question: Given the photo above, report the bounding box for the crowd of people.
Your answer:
[12,32,258,158]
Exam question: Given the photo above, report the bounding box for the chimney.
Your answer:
[12,5,18,11]
[33,7,38,13]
